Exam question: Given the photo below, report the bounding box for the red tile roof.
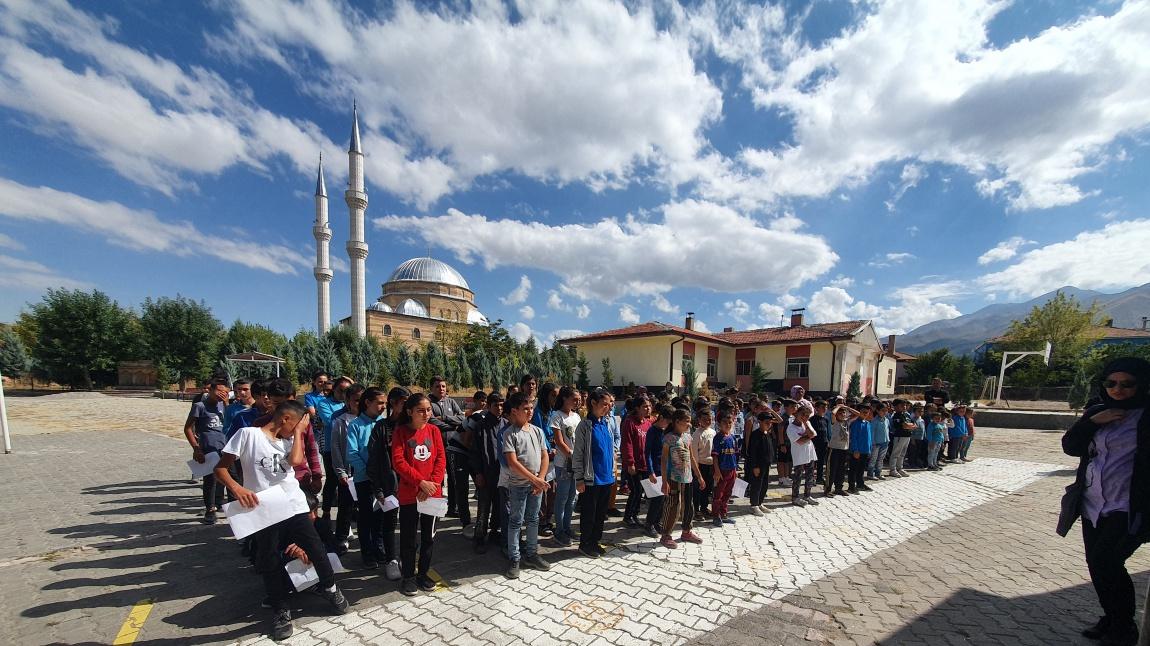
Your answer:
[559,320,871,347]
[1099,326,1150,339]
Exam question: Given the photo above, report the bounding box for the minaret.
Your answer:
[313,154,333,334]
[345,101,368,338]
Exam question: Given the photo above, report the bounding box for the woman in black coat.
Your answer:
[1061,357,1150,646]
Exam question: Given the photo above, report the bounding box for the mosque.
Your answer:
[313,105,488,346]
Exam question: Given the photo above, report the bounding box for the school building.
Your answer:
[560,309,899,397]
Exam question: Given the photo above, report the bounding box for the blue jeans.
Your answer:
[554,472,576,540]
[506,484,541,563]
[868,442,889,477]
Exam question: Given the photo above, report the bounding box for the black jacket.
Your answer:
[467,410,504,475]
[745,427,775,471]
[1062,404,1150,538]
[366,418,398,500]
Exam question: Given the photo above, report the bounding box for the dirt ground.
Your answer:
[4,393,191,438]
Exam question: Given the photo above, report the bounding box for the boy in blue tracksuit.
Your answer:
[643,405,673,538]
[345,387,387,568]
[946,404,969,462]
[848,405,873,493]
[927,411,948,470]
[867,402,890,479]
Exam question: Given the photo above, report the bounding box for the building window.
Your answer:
[886,368,893,387]
[682,354,693,372]
[383,324,392,337]
[707,357,717,379]
[413,328,421,340]
[785,357,809,379]
[736,359,754,376]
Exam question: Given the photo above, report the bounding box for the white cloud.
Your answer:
[0,177,310,275]
[509,322,534,344]
[977,235,1036,265]
[828,275,855,288]
[724,299,751,322]
[217,0,722,196]
[546,291,567,311]
[757,302,785,326]
[978,220,1150,297]
[650,294,679,315]
[885,163,927,212]
[695,1,1150,210]
[500,275,532,305]
[575,304,591,320]
[519,305,535,320]
[619,304,640,325]
[374,200,837,302]
[0,232,24,250]
[867,252,916,268]
[0,253,91,291]
[694,319,711,333]
[546,329,587,345]
[807,285,961,336]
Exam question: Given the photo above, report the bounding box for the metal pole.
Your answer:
[996,353,1008,402]
[0,366,12,453]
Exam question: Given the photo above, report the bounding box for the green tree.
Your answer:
[139,295,223,385]
[155,362,174,397]
[391,344,419,387]
[749,363,771,395]
[347,336,381,385]
[948,355,981,402]
[600,357,614,388]
[220,320,286,355]
[904,348,955,385]
[28,289,138,389]
[0,328,32,379]
[683,361,699,400]
[1068,343,1150,408]
[847,371,862,400]
[575,352,590,390]
[999,291,1101,387]
[454,348,472,389]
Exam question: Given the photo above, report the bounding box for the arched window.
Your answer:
[384,324,392,336]
[413,328,421,340]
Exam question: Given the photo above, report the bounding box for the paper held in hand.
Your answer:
[285,553,347,592]
[187,451,220,478]
[373,495,400,512]
[640,476,664,498]
[221,483,297,540]
[732,478,749,498]
[416,496,448,517]
[346,479,358,502]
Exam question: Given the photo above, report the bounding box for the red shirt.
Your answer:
[620,416,651,472]
[391,422,446,505]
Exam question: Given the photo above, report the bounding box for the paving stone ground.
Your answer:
[1,395,1147,646]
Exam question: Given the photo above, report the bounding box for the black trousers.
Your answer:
[579,484,611,551]
[624,471,647,521]
[746,467,768,506]
[695,463,714,512]
[474,466,503,544]
[446,452,471,525]
[947,437,962,461]
[334,480,354,541]
[849,453,869,489]
[813,440,828,481]
[829,448,850,491]
[254,513,334,611]
[645,479,665,529]
[354,481,389,562]
[321,452,338,515]
[399,503,436,578]
[1083,513,1145,628]
[202,469,224,511]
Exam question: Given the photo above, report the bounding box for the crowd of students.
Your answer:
[182,371,976,640]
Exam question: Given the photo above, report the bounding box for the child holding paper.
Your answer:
[659,409,705,548]
[214,400,349,642]
[391,393,446,596]
[367,387,407,581]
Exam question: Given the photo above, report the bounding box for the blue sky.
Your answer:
[1,0,1149,346]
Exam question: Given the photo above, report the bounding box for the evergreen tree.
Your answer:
[575,352,590,390]
[392,344,418,387]
[0,328,32,379]
[138,295,223,384]
[347,336,380,385]
[455,348,472,389]
[847,371,862,400]
[601,357,614,388]
[28,288,138,389]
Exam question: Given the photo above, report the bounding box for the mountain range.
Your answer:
[897,283,1150,356]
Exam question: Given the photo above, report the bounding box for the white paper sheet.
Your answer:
[732,477,749,498]
[416,496,448,517]
[186,451,220,478]
[345,479,358,502]
[373,495,399,512]
[221,484,297,540]
[285,553,347,592]
[640,476,664,498]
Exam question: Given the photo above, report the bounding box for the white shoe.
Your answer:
[758,504,771,513]
[888,472,900,478]
[779,477,792,487]
[750,506,764,517]
[384,560,401,581]
[898,470,909,477]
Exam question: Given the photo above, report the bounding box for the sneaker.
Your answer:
[750,506,764,517]
[877,473,887,480]
[400,577,419,596]
[722,517,736,525]
[846,487,858,494]
[553,534,572,547]
[578,545,601,559]
[594,544,608,556]
[384,560,401,581]
[834,489,847,496]
[864,475,874,481]
[539,524,554,538]
[416,574,437,591]
[898,470,910,477]
[260,596,273,609]
[202,510,218,525]
[712,517,723,527]
[859,484,874,492]
[361,557,379,570]
[803,496,820,506]
[1082,616,1110,639]
[758,503,771,513]
[659,535,678,549]
[792,498,808,507]
[779,477,792,487]
[680,531,703,544]
[271,609,293,641]
[888,471,901,478]
[623,516,639,528]
[523,554,551,571]
[643,525,660,539]
[319,586,349,614]
[461,525,476,540]
[606,508,624,517]
[334,539,350,555]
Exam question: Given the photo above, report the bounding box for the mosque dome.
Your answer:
[398,298,429,318]
[386,257,470,290]
[467,309,489,326]
[368,301,393,312]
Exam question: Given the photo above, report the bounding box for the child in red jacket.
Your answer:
[391,393,446,596]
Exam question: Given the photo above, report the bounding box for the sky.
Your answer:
[1,0,1149,347]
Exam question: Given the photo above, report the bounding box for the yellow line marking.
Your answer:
[112,599,154,645]
[426,568,450,591]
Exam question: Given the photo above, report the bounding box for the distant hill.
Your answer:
[898,283,1150,356]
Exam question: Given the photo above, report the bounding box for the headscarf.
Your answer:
[1099,357,1150,410]
[790,385,814,415]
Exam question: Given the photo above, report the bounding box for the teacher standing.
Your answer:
[1062,357,1150,646]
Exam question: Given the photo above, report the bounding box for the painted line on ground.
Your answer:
[111,599,154,645]
[426,568,450,591]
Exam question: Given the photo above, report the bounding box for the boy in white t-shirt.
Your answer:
[787,407,820,507]
[215,400,350,641]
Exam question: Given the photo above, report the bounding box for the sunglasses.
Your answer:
[1103,379,1138,390]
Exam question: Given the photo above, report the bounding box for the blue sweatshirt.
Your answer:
[345,413,381,483]
[870,415,890,445]
[645,424,668,476]
[849,419,872,454]
[928,422,947,444]
[949,414,968,439]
